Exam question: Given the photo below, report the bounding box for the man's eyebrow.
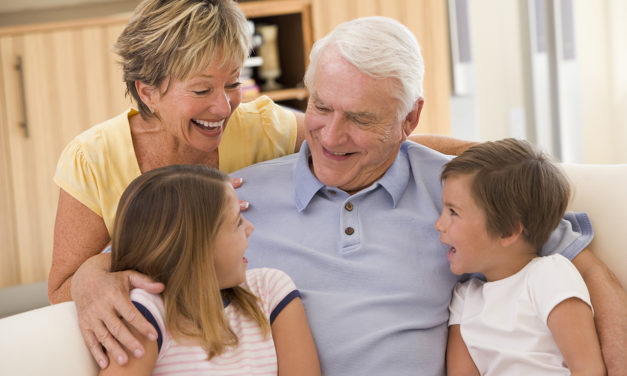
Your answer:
[345,110,377,120]
[310,92,324,104]
[311,93,376,119]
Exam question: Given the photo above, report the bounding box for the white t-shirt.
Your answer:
[131,267,300,375]
[448,254,592,375]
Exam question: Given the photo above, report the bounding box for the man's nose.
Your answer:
[321,113,348,145]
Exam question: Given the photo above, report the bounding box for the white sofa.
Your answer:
[0,163,625,375]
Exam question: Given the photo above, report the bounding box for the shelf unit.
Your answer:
[239,0,312,110]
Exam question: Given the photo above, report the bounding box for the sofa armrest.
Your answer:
[561,163,627,288]
[0,301,98,375]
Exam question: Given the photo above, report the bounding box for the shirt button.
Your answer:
[345,227,355,235]
[344,202,353,211]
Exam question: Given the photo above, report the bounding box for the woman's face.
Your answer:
[151,59,243,153]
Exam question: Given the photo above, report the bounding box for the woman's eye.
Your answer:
[193,89,211,95]
[227,81,242,90]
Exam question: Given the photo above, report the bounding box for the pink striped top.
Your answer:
[130,268,300,375]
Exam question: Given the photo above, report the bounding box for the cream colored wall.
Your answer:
[468,0,526,141]
[576,0,627,163]
[467,0,626,163]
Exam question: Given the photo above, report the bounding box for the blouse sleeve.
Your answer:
[219,96,298,173]
[53,138,103,217]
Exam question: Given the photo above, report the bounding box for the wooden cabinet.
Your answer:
[0,15,133,287]
[0,0,314,288]
[239,0,313,110]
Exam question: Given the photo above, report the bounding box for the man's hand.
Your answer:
[71,253,164,369]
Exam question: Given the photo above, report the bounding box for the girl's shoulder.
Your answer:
[244,268,299,315]
[244,268,295,293]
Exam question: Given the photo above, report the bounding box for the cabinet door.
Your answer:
[0,22,130,287]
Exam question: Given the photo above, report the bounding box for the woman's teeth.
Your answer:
[192,119,223,129]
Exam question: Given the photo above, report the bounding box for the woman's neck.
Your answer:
[130,115,219,173]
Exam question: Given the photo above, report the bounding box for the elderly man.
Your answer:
[73,16,626,375]
[233,16,627,375]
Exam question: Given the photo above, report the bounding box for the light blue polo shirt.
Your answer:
[234,141,592,376]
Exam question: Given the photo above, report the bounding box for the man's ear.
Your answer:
[402,98,424,139]
[135,80,159,111]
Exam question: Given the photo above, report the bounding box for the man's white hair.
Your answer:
[303,16,424,121]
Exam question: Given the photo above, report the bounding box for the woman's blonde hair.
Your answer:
[115,0,251,118]
[111,164,269,359]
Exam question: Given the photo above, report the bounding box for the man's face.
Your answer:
[304,48,413,193]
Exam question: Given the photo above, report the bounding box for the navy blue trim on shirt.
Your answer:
[133,301,163,353]
[270,290,301,325]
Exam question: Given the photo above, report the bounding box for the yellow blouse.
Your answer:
[54,96,297,234]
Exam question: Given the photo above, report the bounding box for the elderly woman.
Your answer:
[50,0,470,369]
[49,0,303,304]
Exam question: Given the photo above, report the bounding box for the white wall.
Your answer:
[576,0,627,163]
[461,0,626,163]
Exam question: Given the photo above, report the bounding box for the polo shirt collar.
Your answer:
[293,142,411,211]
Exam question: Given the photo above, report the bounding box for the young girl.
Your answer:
[435,139,605,375]
[101,164,320,375]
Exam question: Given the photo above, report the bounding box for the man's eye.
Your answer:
[449,208,457,216]
[316,105,331,112]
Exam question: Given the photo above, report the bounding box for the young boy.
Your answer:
[436,138,606,375]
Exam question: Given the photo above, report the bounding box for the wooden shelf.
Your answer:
[240,0,312,109]
[239,0,311,18]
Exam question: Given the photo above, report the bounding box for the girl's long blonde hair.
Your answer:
[111,165,269,359]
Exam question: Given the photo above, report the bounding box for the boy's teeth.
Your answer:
[194,119,223,128]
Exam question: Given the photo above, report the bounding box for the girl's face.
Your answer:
[150,58,243,153]
[213,186,254,289]
[434,174,501,277]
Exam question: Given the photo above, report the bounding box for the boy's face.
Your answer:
[435,174,501,277]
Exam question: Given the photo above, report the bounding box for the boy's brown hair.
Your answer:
[441,138,571,252]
